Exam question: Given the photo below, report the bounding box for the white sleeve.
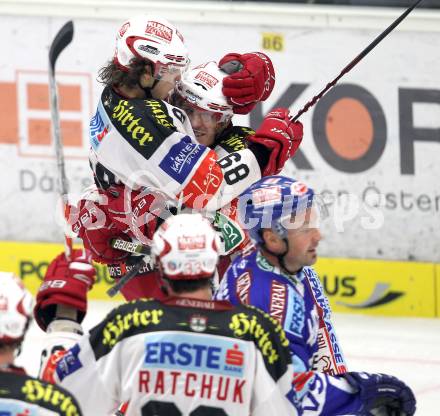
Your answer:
[91,97,261,212]
[251,351,298,416]
[39,319,83,380]
[54,334,119,416]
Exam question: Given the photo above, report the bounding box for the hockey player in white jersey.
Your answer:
[87,14,300,211]
[36,214,298,416]
[0,272,83,415]
[72,47,302,299]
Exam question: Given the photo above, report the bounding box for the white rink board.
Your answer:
[0,2,439,261]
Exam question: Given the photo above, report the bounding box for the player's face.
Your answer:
[180,104,220,146]
[283,207,322,271]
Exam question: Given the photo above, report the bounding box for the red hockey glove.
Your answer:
[248,108,303,176]
[70,193,131,265]
[219,52,275,115]
[104,185,164,245]
[34,249,96,331]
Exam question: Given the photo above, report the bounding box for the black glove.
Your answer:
[344,372,416,416]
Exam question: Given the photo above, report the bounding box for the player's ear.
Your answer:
[262,229,282,252]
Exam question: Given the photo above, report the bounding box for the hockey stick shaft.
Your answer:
[106,239,153,297]
[48,21,74,260]
[107,257,147,297]
[290,0,423,122]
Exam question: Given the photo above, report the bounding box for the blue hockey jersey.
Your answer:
[215,249,363,415]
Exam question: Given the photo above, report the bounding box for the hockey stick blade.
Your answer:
[290,0,423,122]
[107,258,146,297]
[49,21,74,73]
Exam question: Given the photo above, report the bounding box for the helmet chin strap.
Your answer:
[138,80,155,98]
[261,234,298,275]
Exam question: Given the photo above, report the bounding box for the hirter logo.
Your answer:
[178,235,206,250]
[146,21,173,42]
[252,186,282,206]
[195,71,218,88]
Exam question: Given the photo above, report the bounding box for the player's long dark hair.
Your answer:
[97,57,152,88]
[164,278,211,294]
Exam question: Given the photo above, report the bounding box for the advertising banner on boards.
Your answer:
[0,8,438,262]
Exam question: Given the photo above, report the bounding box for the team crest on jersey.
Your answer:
[190,314,207,332]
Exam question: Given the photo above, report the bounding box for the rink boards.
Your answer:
[0,4,439,264]
[0,240,438,318]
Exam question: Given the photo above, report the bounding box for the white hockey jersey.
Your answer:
[41,297,298,416]
[89,86,262,212]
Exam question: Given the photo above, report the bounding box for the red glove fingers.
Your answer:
[34,249,96,331]
[70,194,131,265]
[220,52,275,114]
[247,108,303,176]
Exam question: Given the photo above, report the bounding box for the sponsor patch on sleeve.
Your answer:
[90,103,110,149]
[159,136,205,184]
[55,344,83,381]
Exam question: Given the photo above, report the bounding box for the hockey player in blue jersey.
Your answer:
[214,175,416,415]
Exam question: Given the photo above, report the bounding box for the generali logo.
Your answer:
[0,70,92,158]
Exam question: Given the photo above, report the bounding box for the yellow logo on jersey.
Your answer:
[145,100,174,129]
[112,100,154,145]
[229,312,289,364]
[21,379,81,415]
[102,308,164,347]
[222,134,246,151]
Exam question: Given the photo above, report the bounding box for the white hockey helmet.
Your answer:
[152,214,220,280]
[175,61,233,122]
[114,15,189,78]
[0,272,33,344]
